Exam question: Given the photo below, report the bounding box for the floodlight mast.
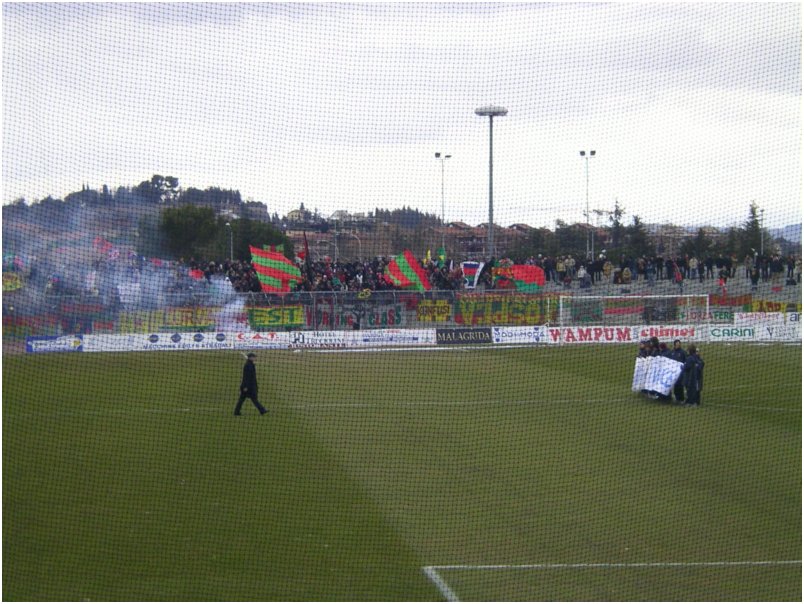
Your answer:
[475,106,507,259]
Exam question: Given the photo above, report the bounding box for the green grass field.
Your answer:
[3,344,801,600]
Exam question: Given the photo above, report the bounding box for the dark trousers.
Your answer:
[673,381,685,403]
[686,386,701,406]
[235,391,266,415]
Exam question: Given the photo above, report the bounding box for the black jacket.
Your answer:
[241,360,258,394]
[683,353,704,390]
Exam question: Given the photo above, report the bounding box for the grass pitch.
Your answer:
[3,344,801,600]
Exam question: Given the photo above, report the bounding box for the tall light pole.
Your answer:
[435,152,452,253]
[475,105,507,259]
[225,222,233,262]
[580,150,596,260]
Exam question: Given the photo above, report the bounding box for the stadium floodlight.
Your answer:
[475,106,508,259]
[435,152,452,253]
[580,150,596,260]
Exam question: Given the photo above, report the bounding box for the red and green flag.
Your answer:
[510,264,546,292]
[249,245,302,293]
[385,249,432,292]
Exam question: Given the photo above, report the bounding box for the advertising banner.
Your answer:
[453,294,556,326]
[707,326,757,342]
[83,333,232,352]
[97,332,231,351]
[118,308,217,333]
[753,324,801,342]
[750,300,802,313]
[416,299,452,322]
[635,325,700,341]
[288,331,349,349]
[491,326,547,344]
[734,312,786,327]
[436,328,492,345]
[247,306,305,329]
[546,326,634,344]
[346,329,436,347]
[26,335,84,354]
[233,331,290,350]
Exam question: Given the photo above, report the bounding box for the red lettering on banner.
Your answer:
[548,326,633,343]
[638,326,696,339]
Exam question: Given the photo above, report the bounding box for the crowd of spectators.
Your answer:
[24,250,799,306]
[190,251,801,294]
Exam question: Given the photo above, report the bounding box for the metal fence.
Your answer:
[3,289,570,337]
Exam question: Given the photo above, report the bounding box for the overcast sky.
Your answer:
[3,3,801,229]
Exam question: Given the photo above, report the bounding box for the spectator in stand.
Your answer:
[770,255,784,284]
[749,265,760,291]
[672,261,683,292]
[565,255,576,279]
[688,256,698,281]
[705,256,715,280]
[646,257,656,287]
[577,265,591,288]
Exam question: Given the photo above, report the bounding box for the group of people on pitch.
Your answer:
[638,337,705,407]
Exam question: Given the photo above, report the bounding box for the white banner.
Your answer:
[492,326,547,344]
[346,329,436,347]
[734,312,786,327]
[632,357,649,392]
[633,356,683,396]
[233,331,289,350]
[546,326,635,344]
[83,332,230,352]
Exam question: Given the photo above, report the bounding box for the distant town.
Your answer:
[3,175,800,264]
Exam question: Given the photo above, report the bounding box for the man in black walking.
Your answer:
[234,353,267,416]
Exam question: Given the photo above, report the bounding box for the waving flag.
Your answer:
[460,261,485,289]
[510,264,546,292]
[250,245,302,293]
[385,250,432,291]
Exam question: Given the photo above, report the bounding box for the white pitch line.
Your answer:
[422,566,460,602]
[707,403,800,413]
[423,560,802,602]
[429,560,802,571]
[287,399,610,409]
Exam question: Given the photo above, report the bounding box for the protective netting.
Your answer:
[3,4,801,601]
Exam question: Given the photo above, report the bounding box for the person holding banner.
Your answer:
[682,345,705,407]
[669,339,687,403]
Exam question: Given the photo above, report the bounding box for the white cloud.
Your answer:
[2,3,800,230]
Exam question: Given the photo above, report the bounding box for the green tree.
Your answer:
[554,220,587,257]
[680,227,713,259]
[136,213,170,258]
[738,201,767,257]
[231,218,292,262]
[608,199,627,250]
[624,215,654,258]
[160,205,218,259]
[506,227,557,260]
